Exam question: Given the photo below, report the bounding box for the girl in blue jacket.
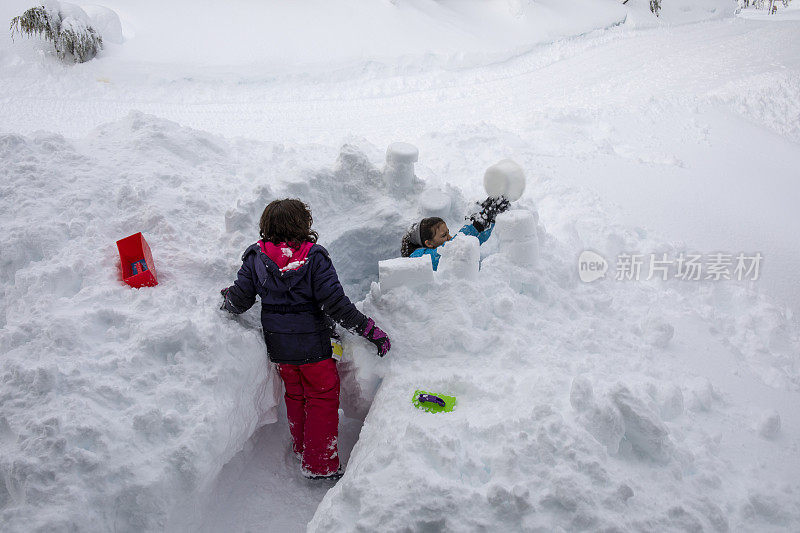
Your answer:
[401,196,510,270]
[220,198,390,480]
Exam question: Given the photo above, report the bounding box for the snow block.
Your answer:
[437,234,480,281]
[483,159,526,201]
[493,209,537,241]
[116,232,158,288]
[386,141,419,164]
[494,210,538,267]
[379,257,433,292]
[419,188,451,219]
[384,142,419,197]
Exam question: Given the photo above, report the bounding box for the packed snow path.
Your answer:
[193,410,364,533]
[2,2,800,532]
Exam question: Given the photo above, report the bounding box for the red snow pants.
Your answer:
[277,358,340,476]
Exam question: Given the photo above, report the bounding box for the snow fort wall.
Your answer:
[223,142,428,300]
[379,256,433,293]
[436,234,480,281]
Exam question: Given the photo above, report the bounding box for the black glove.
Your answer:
[467,195,510,232]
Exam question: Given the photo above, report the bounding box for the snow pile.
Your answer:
[310,186,800,530]
[0,114,289,531]
[82,4,124,44]
[0,112,476,531]
[1,1,800,528]
[313,246,800,531]
[2,107,799,531]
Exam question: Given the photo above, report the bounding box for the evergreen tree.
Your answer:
[10,4,102,63]
[650,0,661,17]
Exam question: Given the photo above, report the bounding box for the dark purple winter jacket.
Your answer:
[222,242,367,365]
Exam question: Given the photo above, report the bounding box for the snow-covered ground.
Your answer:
[1,0,800,531]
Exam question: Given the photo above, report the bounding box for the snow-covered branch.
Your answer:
[10,3,102,63]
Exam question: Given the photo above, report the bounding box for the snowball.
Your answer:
[383,142,419,196]
[758,410,781,440]
[437,234,480,281]
[378,257,433,292]
[419,188,451,219]
[483,159,526,201]
[82,4,124,44]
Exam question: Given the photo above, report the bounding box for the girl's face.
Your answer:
[425,222,451,248]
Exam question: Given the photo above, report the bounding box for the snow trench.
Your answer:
[2,113,799,532]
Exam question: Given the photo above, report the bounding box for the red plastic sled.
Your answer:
[116,232,158,288]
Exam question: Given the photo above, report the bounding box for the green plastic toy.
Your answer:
[412,389,457,413]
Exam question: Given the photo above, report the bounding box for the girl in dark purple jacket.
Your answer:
[221,198,390,480]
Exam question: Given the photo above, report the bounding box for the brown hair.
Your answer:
[401,217,445,257]
[259,198,318,246]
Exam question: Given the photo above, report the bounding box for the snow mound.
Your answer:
[309,185,800,531]
[0,113,436,531]
[0,114,285,531]
[315,283,800,531]
[82,4,124,44]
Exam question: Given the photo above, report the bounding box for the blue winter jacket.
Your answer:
[410,223,494,270]
[222,243,367,365]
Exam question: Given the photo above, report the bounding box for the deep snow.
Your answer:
[2,0,800,532]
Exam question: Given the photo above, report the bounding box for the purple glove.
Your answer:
[220,287,231,311]
[358,318,391,357]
